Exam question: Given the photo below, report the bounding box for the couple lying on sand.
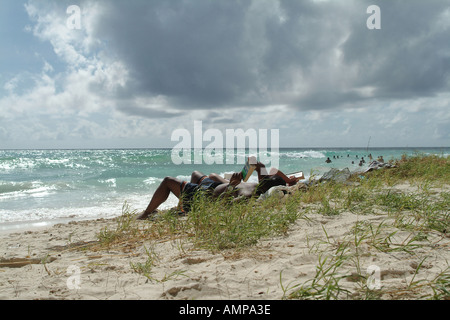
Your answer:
[137,161,304,220]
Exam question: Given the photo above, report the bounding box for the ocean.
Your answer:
[0,147,448,232]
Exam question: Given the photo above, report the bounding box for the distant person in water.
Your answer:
[136,162,304,220]
[326,157,332,163]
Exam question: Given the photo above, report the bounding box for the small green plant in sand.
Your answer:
[129,244,159,281]
[283,243,352,300]
[429,267,450,300]
[96,201,142,247]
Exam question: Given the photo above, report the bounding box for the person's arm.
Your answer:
[214,172,242,200]
[228,172,242,189]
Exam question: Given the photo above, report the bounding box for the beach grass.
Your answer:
[282,154,449,300]
[93,154,449,299]
[96,188,303,252]
[186,190,302,251]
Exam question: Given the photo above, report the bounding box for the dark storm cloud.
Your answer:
[92,0,450,111]
[341,0,450,101]
[94,0,255,109]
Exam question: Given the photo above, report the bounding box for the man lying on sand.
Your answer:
[137,162,304,220]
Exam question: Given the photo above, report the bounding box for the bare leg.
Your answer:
[208,173,229,184]
[190,171,205,184]
[255,162,269,181]
[137,177,183,220]
[256,162,301,185]
[191,171,229,184]
[270,169,303,186]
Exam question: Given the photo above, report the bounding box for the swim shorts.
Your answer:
[180,177,222,212]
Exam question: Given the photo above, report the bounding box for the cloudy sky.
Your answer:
[1,0,449,149]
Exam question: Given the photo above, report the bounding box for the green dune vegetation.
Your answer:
[94,154,449,300]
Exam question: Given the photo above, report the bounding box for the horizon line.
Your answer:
[1,146,449,151]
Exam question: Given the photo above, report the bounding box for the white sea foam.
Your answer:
[46,158,70,164]
[284,150,326,159]
[0,204,123,224]
[176,174,191,181]
[0,181,57,200]
[99,178,117,188]
[124,193,179,212]
[143,177,163,185]
[0,158,36,171]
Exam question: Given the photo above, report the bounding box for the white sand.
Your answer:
[1,183,449,300]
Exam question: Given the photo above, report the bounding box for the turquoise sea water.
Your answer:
[0,148,448,230]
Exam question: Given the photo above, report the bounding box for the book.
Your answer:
[241,156,257,182]
[289,171,304,179]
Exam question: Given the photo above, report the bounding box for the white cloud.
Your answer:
[0,0,449,148]
[0,1,143,147]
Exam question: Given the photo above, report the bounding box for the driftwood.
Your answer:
[0,256,56,268]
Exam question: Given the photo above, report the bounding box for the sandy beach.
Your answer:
[3,0,450,306]
[1,177,449,301]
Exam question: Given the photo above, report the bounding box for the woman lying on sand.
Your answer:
[136,162,304,220]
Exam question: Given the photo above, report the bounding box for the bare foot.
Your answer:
[288,175,303,186]
[136,210,158,220]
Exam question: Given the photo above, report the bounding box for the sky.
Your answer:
[0,0,449,149]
